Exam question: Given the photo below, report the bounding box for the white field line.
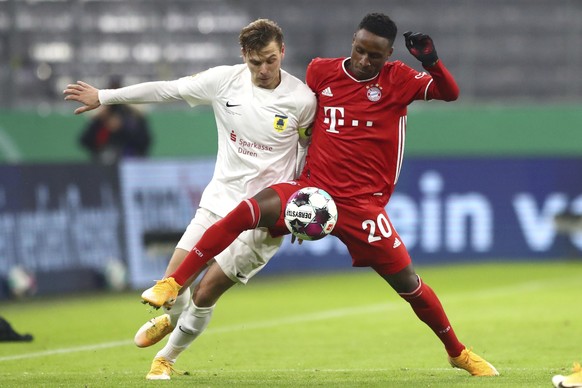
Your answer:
[0,340,131,362]
[0,274,578,363]
[0,303,396,363]
[0,367,558,375]
[180,367,557,373]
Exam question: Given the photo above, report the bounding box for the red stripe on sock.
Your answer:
[171,199,260,285]
[400,278,465,357]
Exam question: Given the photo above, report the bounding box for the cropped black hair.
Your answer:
[358,13,397,44]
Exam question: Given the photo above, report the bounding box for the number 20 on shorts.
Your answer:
[362,213,393,243]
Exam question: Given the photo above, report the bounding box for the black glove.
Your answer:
[403,31,438,67]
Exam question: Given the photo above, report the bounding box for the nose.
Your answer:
[259,63,269,75]
[359,55,370,67]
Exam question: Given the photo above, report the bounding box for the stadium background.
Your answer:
[0,0,581,298]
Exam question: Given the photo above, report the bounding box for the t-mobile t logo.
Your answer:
[323,106,344,133]
[322,106,374,133]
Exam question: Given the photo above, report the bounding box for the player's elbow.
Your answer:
[443,84,460,101]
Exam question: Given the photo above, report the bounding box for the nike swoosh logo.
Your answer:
[226,101,241,107]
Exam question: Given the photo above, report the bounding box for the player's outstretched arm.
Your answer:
[403,31,438,67]
[404,31,459,101]
[63,81,101,115]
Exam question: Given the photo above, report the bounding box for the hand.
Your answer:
[403,31,438,67]
[63,81,101,114]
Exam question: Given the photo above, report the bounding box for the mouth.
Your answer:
[353,67,371,78]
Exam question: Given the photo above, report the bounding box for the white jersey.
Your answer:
[99,64,316,217]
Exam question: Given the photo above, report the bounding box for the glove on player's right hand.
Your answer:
[403,31,439,67]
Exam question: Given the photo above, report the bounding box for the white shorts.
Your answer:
[176,208,283,284]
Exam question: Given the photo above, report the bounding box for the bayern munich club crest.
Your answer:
[366,84,382,102]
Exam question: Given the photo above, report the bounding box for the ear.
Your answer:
[281,43,286,59]
[241,48,247,63]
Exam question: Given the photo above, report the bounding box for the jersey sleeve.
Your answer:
[305,58,321,94]
[423,60,460,101]
[391,61,435,104]
[291,63,317,147]
[98,80,184,105]
[296,87,316,147]
[295,142,309,178]
[176,66,231,107]
[394,60,459,103]
[297,91,316,128]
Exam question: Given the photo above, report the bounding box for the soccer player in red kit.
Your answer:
[142,13,499,377]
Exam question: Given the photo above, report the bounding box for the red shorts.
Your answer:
[269,181,411,275]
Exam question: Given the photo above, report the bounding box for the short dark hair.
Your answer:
[358,13,397,44]
[239,19,284,54]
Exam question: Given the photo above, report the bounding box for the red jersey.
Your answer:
[301,57,458,206]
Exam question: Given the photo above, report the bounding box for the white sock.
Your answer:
[156,302,215,362]
[163,287,192,327]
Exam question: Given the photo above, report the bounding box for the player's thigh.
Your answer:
[214,228,283,285]
[253,187,283,227]
[171,208,220,276]
[268,180,309,235]
[334,202,411,275]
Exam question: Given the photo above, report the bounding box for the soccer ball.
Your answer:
[284,187,338,241]
[6,266,37,299]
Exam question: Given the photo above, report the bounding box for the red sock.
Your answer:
[170,199,261,285]
[399,277,465,357]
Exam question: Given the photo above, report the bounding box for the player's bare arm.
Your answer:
[63,81,101,115]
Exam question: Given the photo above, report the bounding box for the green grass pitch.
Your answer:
[0,260,580,387]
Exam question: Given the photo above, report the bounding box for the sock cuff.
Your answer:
[398,275,423,299]
[189,302,215,316]
[244,198,261,228]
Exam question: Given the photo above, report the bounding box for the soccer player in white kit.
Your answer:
[64,19,316,380]
[139,13,498,378]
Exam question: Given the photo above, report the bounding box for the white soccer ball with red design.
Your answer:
[284,187,338,241]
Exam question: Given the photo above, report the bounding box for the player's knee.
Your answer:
[192,284,219,307]
[192,290,211,307]
[380,265,420,293]
[254,188,281,227]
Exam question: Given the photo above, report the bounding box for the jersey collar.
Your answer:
[342,58,379,83]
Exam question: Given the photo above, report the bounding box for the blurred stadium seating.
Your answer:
[0,0,581,109]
